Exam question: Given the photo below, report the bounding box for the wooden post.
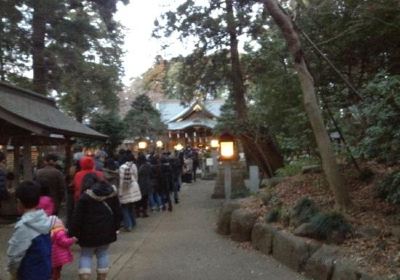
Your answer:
[13,146,20,187]
[23,140,33,180]
[64,137,72,177]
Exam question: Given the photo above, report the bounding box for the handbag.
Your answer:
[129,181,142,202]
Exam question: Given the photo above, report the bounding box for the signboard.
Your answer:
[206,158,214,166]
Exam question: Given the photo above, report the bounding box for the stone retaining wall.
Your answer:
[217,201,385,280]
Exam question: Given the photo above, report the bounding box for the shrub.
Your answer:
[265,209,280,223]
[376,171,400,205]
[309,212,352,243]
[276,158,319,177]
[358,167,374,182]
[291,197,319,227]
[231,188,251,199]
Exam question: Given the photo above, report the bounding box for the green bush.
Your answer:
[231,188,251,199]
[376,171,400,205]
[309,212,352,241]
[291,197,319,227]
[358,167,374,182]
[276,158,319,177]
[265,209,280,223]
[354,73,400,164]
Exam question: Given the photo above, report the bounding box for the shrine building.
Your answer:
[156,99,224,150]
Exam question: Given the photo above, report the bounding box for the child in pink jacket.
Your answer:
[51,218,77,280]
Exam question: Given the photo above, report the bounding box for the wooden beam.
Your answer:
[23,140,32,181]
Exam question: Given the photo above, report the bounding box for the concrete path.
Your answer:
[1,180,307,280]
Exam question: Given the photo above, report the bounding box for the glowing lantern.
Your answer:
[219,132,236,161]
[174,143,184,151]
[156,140,163,148]
[210,139,219,149]
[138,139,148,150]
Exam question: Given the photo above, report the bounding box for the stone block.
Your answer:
[304,245,340,280]
[260,177,284,189]
[216,201,241,235]
[213,162,247,199]
[331,259,360,280]
[230,208,258,242]
[251,223,277,255]
[272,230,321,272]
[302,165,322,174]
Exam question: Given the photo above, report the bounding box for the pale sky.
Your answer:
[115,0,189,85]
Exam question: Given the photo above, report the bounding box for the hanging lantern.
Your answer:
[156,140,163,148]
[138,138,148,150]
[210,139,219,149]
[219,132,236,161]
[174,143,184,151]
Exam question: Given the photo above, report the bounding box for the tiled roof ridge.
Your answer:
[0,81,56,106]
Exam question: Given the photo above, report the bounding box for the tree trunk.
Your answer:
[32,1,47,95]
[225,0,283,176]
[262,0,351,210]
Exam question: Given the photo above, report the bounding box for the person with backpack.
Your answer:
[118,153,141,231]
[70,177,122,280]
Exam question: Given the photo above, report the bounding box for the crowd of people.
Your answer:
[4,146,201,280]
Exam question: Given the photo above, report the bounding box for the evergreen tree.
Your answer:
[124,94,166,140]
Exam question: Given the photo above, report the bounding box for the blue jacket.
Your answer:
[7,210,54,279]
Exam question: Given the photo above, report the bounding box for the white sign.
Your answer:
[206,158,214,166]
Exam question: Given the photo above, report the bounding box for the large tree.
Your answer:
[262,0,351,210]
[155,0,284,176]
[124,94,166,140]
[1,0,127,122]
[0,1,30,82]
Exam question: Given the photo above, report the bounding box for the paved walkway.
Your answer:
[0,180,307,279]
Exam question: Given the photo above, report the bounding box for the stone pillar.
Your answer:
[211,149,218,173]
[224,162,232,200]
[249,165,260,193]
[212,161,246,199]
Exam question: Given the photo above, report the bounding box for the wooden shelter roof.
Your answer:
[0,82,107,144]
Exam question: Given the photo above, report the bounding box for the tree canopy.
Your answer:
[123,94,166,141]
[0,0,127,122]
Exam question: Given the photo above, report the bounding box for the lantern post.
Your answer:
[218,132,237,200]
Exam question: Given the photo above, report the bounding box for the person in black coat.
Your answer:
[148,155,162,211]
[70,178,122,279]
[136,153,152,217]
[169,155,182,204]
[160,154,173,212]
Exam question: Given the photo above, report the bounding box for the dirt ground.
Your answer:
[239,162,400,278]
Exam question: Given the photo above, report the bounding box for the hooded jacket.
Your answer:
[72,156,104,201]
[70,181,122,247]
[118,161,141,204]
[7,209,54,279]
[51,225,75,268]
